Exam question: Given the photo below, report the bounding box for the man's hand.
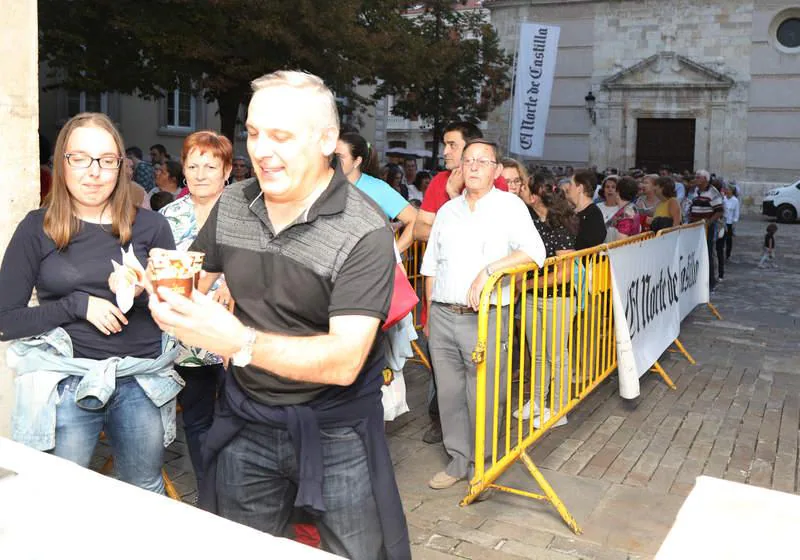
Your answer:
[211,279,233,309]
[468,267,490,311]
[445,168,464,199]
[149,287,247,356]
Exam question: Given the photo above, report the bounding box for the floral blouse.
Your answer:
[159,195,224,367]
[607,202,641,240]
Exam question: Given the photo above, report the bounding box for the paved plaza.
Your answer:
[92,213,799,559]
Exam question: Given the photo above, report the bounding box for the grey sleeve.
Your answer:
[329,227,395,320]
[190,199,223,272]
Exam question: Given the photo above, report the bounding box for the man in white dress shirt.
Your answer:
[420,139,546,490]
[722,185,740,261]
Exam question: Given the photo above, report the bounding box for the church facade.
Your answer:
[487,0,800,187]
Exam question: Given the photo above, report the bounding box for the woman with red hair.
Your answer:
[159,130,233,491]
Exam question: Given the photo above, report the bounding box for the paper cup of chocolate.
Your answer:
[149,250,205,298]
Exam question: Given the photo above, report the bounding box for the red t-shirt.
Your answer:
[420,171,508,214]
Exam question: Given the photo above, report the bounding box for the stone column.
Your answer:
[708,102,727,175]
[0,1,39,436]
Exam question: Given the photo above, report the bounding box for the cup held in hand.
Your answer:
[148,250,205,299]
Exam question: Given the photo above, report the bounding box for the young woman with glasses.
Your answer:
[0,113,181,493]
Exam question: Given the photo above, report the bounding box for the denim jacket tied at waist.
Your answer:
[7,327,183,451]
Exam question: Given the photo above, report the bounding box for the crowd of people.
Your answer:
[5,67,755,560]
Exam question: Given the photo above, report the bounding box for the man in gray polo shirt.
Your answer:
[149,71,410,560]
[421,139,546,490]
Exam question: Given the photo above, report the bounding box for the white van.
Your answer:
[762,179,800,223]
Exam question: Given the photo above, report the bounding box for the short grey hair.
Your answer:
[250,70,339,132]
[696,169,711,181]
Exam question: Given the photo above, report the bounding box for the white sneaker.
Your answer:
[513,400,539,420]
[533,410,568,429]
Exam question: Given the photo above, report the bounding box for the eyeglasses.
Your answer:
[65,153,123,170]
[462,157,497,168]
[506,178,523,186]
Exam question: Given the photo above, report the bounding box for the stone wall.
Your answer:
[0,1,40,436]
[591,0,753,177]
[746,1,800,182]
[485,0,800,182]
[594,0,753,79]
[488,1,594,165]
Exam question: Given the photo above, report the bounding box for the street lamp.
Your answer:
[585,91,596,124]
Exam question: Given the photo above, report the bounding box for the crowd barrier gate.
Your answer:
[402,240,431,369]
[458,227,716,534]
[655,221,724,323]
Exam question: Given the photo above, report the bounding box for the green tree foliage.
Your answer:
[375,1,512,165]
[39,0,415,141]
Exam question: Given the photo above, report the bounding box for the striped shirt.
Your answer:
[689,186,723,222]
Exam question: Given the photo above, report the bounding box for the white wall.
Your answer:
[0,0,40,436]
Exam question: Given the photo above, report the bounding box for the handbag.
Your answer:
[383,263,419,331]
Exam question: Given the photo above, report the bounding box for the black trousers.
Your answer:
[725,224,734,259]
[175,363,224,490]
[715,233,726,279]
[707,233,716,290]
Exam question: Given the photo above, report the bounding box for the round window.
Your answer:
[777,18,800,49]
[770,9,800,54]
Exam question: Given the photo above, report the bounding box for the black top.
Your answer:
[0,207,175,359]
[530,211,575,297]
[575,204,607,251]
[765,233,775,249]
[530,211,576,258]
[191,169,395,406]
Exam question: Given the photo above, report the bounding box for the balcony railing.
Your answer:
[387,114,411,130]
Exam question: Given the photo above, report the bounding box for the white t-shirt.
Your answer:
[421,188,546,306]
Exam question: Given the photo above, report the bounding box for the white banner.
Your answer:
[674,226,709,321]
[509,23,560,158]
[609,226,709,399]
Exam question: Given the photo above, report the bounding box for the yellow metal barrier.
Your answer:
[403,240,430,369]
[461,230,691,533]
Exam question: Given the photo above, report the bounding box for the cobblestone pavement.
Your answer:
[94,214,799,559]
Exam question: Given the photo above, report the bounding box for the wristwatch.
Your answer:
[231,327,257,367]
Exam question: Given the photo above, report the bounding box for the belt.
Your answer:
[434,302,477,315]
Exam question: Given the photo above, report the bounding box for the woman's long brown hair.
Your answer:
[44,113,136,250]
[531,180,579,235]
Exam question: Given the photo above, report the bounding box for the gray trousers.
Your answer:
[523,295,574,414]
[429,304,509,479]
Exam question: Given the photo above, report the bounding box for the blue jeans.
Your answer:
[215,422,384,560]
[53,376,165,494]
[175,363,223,490]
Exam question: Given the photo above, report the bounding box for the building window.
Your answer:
[777,18,800,49]
[770,9,800,54]
[67,91,108,117]
[388,140,407,149]
[166,89,196,129]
